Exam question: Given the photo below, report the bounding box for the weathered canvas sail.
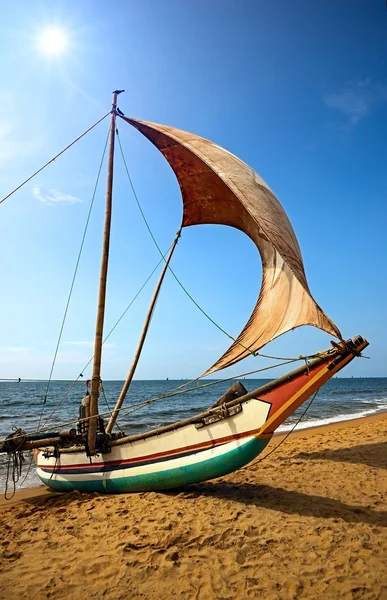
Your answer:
[120,116,342,375]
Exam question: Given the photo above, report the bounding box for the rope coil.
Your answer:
[3,428,27,500]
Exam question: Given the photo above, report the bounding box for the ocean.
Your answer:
[1,377,386,492]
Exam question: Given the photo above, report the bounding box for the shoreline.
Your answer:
[275,407,387,437]
[2,410,386,507]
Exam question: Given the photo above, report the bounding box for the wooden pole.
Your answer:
[88,91,122,454]
[106,230,181,434]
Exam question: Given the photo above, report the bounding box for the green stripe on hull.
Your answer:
[38,436,271,494]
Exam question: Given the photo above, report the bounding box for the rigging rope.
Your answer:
[100,380,124,434]
[18,125,112,491]
[99,359,303,424]
[36,126,111,432]
[29,128,328,436]
[0,357,306,443]
[2,124,333,451]
[0,112,111,206]
[40,245,173,430]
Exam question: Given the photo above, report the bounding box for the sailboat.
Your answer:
[0,91,368,494]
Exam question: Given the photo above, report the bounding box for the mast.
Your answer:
[88,90,123,454]
[106,230,181,434]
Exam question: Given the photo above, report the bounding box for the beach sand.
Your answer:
[0,413,386,600]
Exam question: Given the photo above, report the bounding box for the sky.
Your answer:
[0,0,386,381]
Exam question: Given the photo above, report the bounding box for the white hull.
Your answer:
[36,399,271,493]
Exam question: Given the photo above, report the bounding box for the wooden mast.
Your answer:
[106,230,181,434]
[88,90,123,454]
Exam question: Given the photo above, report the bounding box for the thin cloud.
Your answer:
[33,186,82,205]
[324,79,387,127]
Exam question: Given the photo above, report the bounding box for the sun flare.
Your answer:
[38,28,67,55]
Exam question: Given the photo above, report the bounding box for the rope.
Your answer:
[0,112,111,205]
[105,359,298,423]
[17,454,33,490]
[36,125,111,432]
[3,429,26,500]
[4,452,25,500]
[255,352,319,361]
[116,130,257,359]
[100,380,124,434]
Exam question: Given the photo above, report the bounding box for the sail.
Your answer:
[120,116,342,375]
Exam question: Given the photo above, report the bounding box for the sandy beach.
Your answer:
[0,413,386,599]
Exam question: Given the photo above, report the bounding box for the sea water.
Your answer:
[0,377,386,491]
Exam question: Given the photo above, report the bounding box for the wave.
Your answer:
[277,405,387,433]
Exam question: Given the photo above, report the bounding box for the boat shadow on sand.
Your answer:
[9,442,386,528]
[176,481,387,528]
[293,441,387,471]
[16,481,387,529]
[9,476,387,529]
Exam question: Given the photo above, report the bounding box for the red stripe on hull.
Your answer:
[37,422,264,471]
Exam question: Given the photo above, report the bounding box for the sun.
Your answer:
[38,28,67,55]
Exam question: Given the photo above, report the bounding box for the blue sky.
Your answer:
[0,0,386,380]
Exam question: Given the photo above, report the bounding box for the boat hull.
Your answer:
[37,429,270,493]
[35,337,368,493]
[36,398,272,493]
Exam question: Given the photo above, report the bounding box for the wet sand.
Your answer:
[1,413,386,599]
